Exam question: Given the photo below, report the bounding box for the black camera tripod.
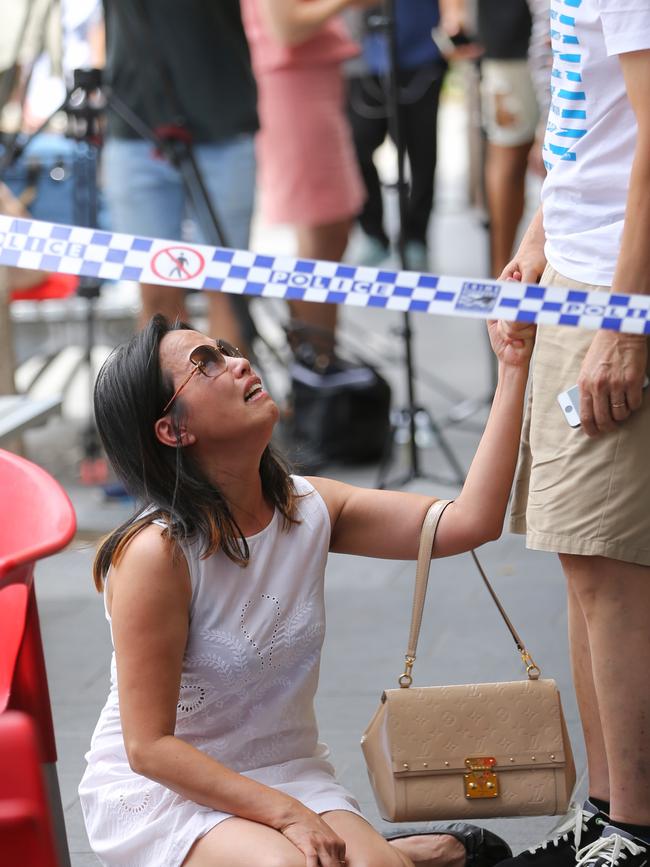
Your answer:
[370,1,466,490]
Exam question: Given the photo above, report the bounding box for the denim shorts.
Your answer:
[101,135,256,250]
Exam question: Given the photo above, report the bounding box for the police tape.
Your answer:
[2,214,649,334]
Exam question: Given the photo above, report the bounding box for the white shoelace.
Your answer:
[576,833,647,866]
[528,806,595,854]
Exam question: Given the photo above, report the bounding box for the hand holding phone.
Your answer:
[557,376,649,427]
[431,26,482,61]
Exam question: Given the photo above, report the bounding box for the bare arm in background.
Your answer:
[260,0,376,46]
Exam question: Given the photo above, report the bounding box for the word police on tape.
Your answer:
[2,215,650,334]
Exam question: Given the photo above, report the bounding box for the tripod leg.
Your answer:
[426,410,466,485]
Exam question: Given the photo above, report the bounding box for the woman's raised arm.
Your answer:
[310,319,535,560]
[260,0,374,46]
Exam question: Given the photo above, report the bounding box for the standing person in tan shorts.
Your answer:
[497,2,650,866]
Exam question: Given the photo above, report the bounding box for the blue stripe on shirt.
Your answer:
[558,89,586,100]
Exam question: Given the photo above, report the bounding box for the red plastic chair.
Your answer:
[0,711,59,867]
[0,449,76,867]
[9,273,78,303]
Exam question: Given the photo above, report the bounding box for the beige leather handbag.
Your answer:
[361,500,576,822]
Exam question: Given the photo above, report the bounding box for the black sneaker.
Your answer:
[496,800,608,866]
[575,825,648,866]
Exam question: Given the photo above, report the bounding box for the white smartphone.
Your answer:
[431,26,476,60]
[557,376,649,427]
[556,385,582,427]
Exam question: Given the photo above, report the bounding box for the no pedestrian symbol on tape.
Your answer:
[151,246,205,282]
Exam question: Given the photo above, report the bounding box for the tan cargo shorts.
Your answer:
[509,265,650,566]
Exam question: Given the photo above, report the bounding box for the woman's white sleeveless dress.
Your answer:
[79,476,362,866]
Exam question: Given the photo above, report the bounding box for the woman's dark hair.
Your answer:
[92,315,298,590]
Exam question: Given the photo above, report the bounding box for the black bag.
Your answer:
[289,354,391,467]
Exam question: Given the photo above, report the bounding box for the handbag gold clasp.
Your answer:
[464,757,499,799]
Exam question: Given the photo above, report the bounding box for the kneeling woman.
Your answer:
[79,314,534,867]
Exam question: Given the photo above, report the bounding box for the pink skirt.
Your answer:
[255,64,366,227]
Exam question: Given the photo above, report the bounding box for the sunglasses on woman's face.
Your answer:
[160,339,244,416]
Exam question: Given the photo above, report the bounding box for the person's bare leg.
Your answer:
[484,141,532,277]
[561,553,650,824]
[566,571,610,803]
[182,816,305,866]
[207,293,248,354]
[323,811,465,867]
[289,219,351,336]
[138,283,247,352]
[138,282,188,329]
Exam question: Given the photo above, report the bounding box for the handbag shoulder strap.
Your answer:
[398,500,541,688]
[404,499,452,665]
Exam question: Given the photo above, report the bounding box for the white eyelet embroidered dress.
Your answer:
[79,477,362,866]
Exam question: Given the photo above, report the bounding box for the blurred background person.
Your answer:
[101,0,257,347]
[240,0,371,366]
[476,0,540,278]
[440,0,549,278]
[345,1,448,271]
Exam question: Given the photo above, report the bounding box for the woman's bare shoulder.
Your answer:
[107,522,191,612]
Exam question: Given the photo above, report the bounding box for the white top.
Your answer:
[79,476,361,867]
[541,0,650,285]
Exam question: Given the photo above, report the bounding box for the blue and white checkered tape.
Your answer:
[2,215,650,334]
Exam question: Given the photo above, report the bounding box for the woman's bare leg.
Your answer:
[322,811,465,867]
[181,816,305,867]
[182,810,466,867]
[484,141,532,278]
[289,219,351,337]
[207,293,248,354]
[138,283,188,330]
